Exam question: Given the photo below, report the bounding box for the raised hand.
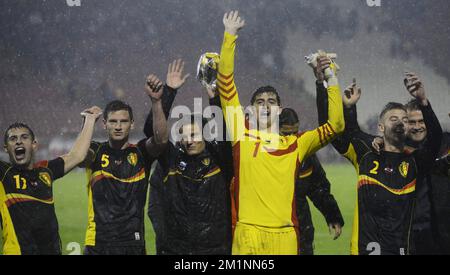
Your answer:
[342,78,362,108]
[145,74,164,102]
[314,54,332,82]
[166,59,190,90]
[205,86,218,99]
[404,72,427,105]
[81,106,103,121]
[223,10,245,36]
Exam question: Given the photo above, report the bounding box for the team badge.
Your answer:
[202,158,210,166]
[399,161,409,178]
[39,172,52,187]
[127,153,138,166]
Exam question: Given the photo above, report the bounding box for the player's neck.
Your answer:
[383,140,404,153]
[109,139,130,150]
[257,122,276,134]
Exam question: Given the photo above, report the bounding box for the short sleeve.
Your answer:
[46,157,66,180]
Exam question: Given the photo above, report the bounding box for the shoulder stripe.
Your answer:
[217,77,233,87]
[217,72,233,80]
[34,160,49,169]
[217,83,235,95]
[219,91,237,101]
[317,127,324,147]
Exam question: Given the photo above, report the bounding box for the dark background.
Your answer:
[0,0,449,159]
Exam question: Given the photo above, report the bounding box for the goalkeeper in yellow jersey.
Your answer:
[217,11,345,255]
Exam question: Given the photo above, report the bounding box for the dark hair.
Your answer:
[178,114,209,135]
[405,99,421,112]
[103,100,134,121]
[280,108,299,127]
[379,102,407,121]
[4,122,35,145]
[250,86,281,106]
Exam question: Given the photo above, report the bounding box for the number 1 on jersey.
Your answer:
[253,142,261,158]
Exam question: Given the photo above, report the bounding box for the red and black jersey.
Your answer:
[84,140,154,248]
[0,158,65,255]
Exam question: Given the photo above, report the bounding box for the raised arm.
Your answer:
[204,85,234,183]
[61,106,102,174]
[144,74,169,158]
[217,11,246,145]
[297,54,345,162]
[406,72,443,168]
[144,59,189,138]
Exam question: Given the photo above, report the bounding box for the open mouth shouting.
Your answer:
[14,147,27,161]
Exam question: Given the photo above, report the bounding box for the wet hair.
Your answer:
[379,102,407,121]
[4,122,35,145]
[405,99,422,113]
[250,86,281,106]
[280,108,299,127]
[103,100,134,121]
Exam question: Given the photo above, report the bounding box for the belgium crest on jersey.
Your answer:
[39,172,52,187]
[399,161,409,178]
[202,157,211,166]
[127,152,138,166]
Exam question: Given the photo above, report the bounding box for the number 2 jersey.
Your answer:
[0,158,65,255]
[84,140,153,247]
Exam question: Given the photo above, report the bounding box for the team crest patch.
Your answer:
[399,161,409,178]
[39,172,52,187]
[127,153,138,166]
[202,158,210,166]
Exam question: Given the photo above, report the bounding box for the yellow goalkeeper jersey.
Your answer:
[218,32,344,228]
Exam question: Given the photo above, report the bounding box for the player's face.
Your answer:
[252,92,280,130]
[379,109,408,145]
[103,110,134,142]
[4,127,37,167]
[180,123,206,156]
[280,123,299,136]
[407,110,427,143]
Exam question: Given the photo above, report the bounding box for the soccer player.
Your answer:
[328,75,443,255]
[370,76,450,254]
[146,60,234,255]
[0,107,102,255]
[217,11,345,255]
[81,77,168,255]
[280,108,344,255]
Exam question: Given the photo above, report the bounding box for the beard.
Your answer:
[385,124,407,146]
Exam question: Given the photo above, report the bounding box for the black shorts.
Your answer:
[83,245,146,255]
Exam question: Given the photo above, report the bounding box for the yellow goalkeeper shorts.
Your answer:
[232,222,299,255]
